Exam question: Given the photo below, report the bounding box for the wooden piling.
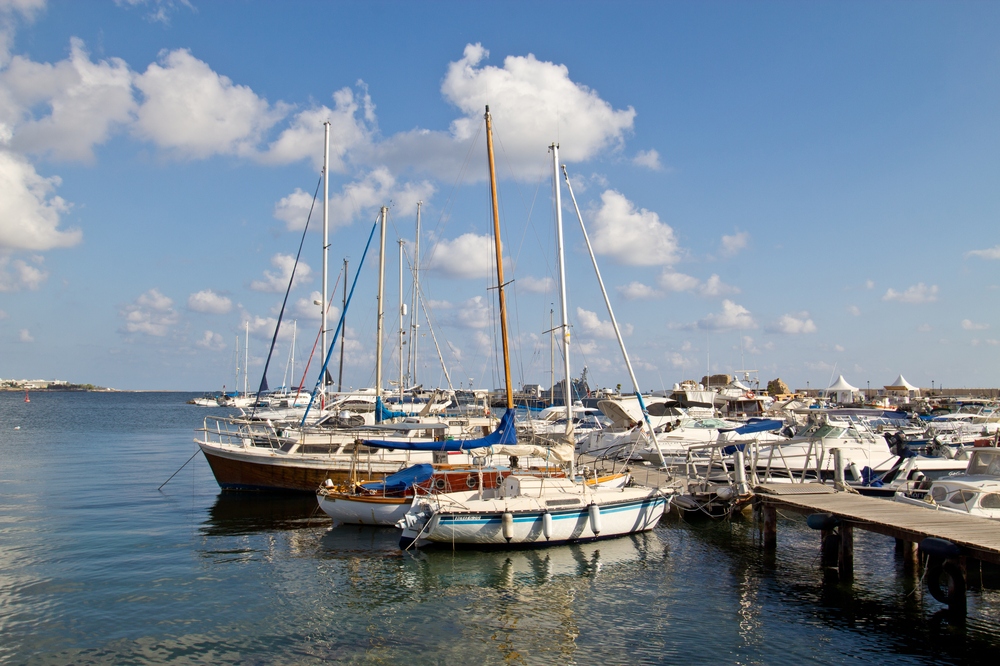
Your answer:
[839,523,854,579]
[763,503,777,550]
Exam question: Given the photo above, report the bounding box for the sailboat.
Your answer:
[394,115,668,549]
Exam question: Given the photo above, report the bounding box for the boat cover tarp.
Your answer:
[719,418,785,435]
[360,463,434,493]
[364,408,518,451]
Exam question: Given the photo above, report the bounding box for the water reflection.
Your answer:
[201,492,328,536]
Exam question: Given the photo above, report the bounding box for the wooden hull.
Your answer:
[199,445,400,493]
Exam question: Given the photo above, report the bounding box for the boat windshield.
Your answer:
[967,450,1000,476]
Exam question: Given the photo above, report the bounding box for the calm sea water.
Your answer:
[2,391,999,665]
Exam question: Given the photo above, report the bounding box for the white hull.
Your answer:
[317,492,412,526]
[398,476,667,549]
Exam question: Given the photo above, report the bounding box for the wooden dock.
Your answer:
[754,483,1000,565]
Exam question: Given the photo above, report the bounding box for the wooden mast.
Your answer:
[485,106,514,410]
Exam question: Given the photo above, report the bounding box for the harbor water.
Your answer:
[2,391,999,665]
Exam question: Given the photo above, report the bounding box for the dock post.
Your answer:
[838,523,854,579]
[833,448,845,489]
[763,502,777,550]
[902,540,919,576]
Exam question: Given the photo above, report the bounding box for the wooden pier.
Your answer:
[754,483,1000,612]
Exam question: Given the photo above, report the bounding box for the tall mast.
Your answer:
[550,144,574,447]
[485,106,513,410]
[410,202,421,387]
[338,257,347,392]
[562,164,667,468]
[375,206,387,404]
[398,238,405,401]
[322,121,330,381]
[549,307,554,404]
[244,320,249,395]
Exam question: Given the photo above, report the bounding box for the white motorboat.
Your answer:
[893,445,1000,519]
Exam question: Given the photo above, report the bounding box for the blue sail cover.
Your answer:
[363,408,518,451]
[375,395,410,422]
[360,463,434,493]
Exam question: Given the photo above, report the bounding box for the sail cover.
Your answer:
[360,463,434,493]
[375,395,410,422]
[363,409,518,451]
[719,418,785,435]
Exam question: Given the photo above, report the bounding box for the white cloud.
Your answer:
[0,254,47,291]
[187,289,232,314]
[865,280,875,290]
[966,245,1000,260]
[697,274,738,297]
[261,85,375,168]
[632,149,661,170]
[436,43,635,178]
[576,307,631,339]
[424,232,505,280]
[449,295,491,329]
[132,48,287,159]
[882,283,939,304]
[617,281,662,300]
[2,38,136,161]
[293,291,340,322]
[518,275,554,293]
[590,190,679,266]
[918,323,932,332]
[18,328,33,342]
[696,300,756,331]
[719,231,748,258]
[659,270,700,293]
[0,1,45,69]
[766,312,817,335]
[0,150,79,251]
[847,305,861,316]
[250,253,312,293]
[961,319,989,331]
[120,288,179,336]
[195,330,225,350]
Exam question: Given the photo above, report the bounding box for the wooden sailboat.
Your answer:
[396,114,668,549]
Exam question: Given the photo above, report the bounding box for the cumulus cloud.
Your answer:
[847,305,861,316]
[966,245,1000,260]
[436,44,635,178]
[195,330,226,350]
[1,39,136,161]
[448,295,491,329]
[120,288,179,336]
[187,289,232,314]
[249,253,312,293]
[0,254,47,291]
[518,275,554,293]
[424,232,506,280]
[720,231,748,258]
[590,190,679,266]
[697,274,738,297]
[18,328,33,342]
[261,85,375,168]
[961,319,989,331]
[882,283,939,304]
[632,149,661,170]
[659,270,700,293]
[617,281,662,300]
[132,48,287,159]
[0,150,80,251]
[576,307,631,339]
[696,300,756,331]
[766,312,817,335]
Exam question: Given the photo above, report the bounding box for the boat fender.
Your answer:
[926,559,967,609]
[323,478,334,488]
[716,486,734,501]
[848,463,861,482]
[588,503,602,535]
[920,537,962,560]
[542,511,553,540]
[806,513,840,531]
[501,512,514,541]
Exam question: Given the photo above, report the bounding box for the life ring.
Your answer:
[466,475,478,489]
[434,478,447,491]
[745,391,755,400]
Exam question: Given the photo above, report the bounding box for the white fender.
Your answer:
[542,511,553,540]
[588,503,602,535]
[501,512,514,541]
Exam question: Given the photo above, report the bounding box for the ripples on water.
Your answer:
[1,392,999,665]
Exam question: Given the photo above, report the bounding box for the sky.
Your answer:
[1,0,999,393]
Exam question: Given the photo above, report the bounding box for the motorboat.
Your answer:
[893,443,1000,519]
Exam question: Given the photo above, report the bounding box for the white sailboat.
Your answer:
[396,124,668,549]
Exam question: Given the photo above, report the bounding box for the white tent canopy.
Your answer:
[823,375,861,403]
[884,374,918,391]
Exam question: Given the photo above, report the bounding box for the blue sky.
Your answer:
[1,0,998,392]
